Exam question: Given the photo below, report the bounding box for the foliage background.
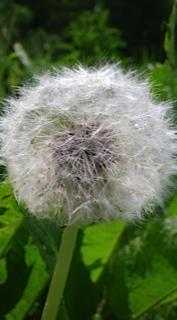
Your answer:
[1,0,177,319]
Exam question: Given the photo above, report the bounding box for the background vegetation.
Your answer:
[0,0,177,319]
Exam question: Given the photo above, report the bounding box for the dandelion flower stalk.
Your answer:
[41,223,79,320]
[0,64,177,319]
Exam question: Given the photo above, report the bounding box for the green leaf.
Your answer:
[6,242,49,320]
[81,220,126,282]
[0,182,49,319]
[105,218,177,319]
[63,230,97,320]
[0,182,23,258]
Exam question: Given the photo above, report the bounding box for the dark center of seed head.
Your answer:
[52,123,117,186]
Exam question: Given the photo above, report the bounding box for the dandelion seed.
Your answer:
[0,64,176,224]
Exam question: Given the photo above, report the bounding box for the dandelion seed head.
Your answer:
[0,64,176,224]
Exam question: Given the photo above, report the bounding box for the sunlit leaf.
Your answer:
[106,219,177,319]
[81,220,126,282]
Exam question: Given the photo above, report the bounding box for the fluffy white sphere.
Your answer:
[0,65,176,224]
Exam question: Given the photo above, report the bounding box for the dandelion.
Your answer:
[1,64,177,320]
[0,64,176,225]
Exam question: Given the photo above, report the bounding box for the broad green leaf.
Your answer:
[105,218,177,319]
[6,242,49,320]
[0,182,49,319]
[64,230,97,320]
[26,216,61,274]
[81,220,126,282]
[130,254,177,318]
[0,182,23,257]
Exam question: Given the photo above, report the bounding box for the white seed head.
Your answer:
[0,64,176,224]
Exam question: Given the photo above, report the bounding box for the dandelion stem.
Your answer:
[41,223,79,320]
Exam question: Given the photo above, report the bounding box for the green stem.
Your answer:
[41,223,79,320]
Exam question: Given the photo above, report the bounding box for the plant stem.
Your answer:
[41,223,79,320]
